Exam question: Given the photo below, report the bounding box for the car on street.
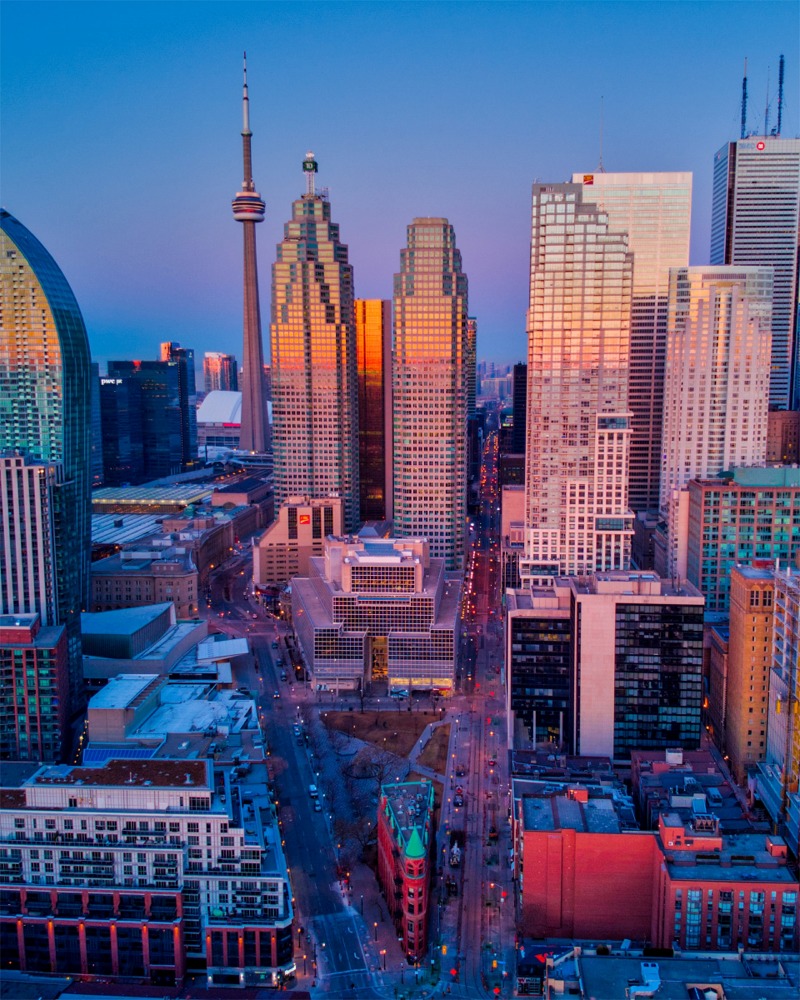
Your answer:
[272,690,281,699]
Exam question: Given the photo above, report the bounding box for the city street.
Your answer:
[195,424,516,997]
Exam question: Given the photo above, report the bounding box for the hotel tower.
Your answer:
[574,171,692,513]
[270,154,360,532]
[522,184,634,580]
[231,56,268,453]
[392,218,469,570]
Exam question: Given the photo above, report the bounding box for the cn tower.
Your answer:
[232,53,267,453]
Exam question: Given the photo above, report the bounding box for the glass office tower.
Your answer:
[522,184,634,579]
[0,209,92,715]
[270,156,360,532]
[574,172,692,513]
[355,299,392,522]
[711,138,800,408]
[393,218,469,570]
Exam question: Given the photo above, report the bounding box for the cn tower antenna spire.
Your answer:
[232,56,267,453]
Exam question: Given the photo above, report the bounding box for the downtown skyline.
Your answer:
[2,1,797,367]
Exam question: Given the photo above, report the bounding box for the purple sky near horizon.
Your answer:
[2,1,798,370]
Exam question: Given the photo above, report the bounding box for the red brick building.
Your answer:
[516,785,798,952]
[0,613,68,762]
[377,780,435,962]
[518,786,657,940]
[652,813,798,951]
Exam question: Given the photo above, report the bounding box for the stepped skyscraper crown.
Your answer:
[270,155,360,532]
[232,53,267,452]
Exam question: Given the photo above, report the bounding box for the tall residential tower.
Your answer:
[659,266,773,577]
[574,171,692,513]
[522,184,634,579]
[0,209,93,745]
[270,155,360,531]
[393,218,469,570]
[232,56,268,453]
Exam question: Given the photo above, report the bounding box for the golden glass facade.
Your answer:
[523,185,634,578]
[270,190,359,531]
[355,299,391,521]
[393,218,469,570]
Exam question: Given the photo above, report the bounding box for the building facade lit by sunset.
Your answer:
[392,218,469,570]
[203,351,239,394]
[355,299,392,522]
[270,155,360,532]
[574,171,692,514]
[522,184,634,579]
[711,137,800,408]
[0,209,92,715]
[659,266,772,577]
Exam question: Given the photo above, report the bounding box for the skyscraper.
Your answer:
[659,266,773,576]
[99,372,145,485]
[106,359,190,480]
[355,299,392,521]
[393,218,469,570]
[160,341,197,463]
[574,171,692,512]
[522,184,634,579]
[232,56,268,453]
[204,350,239,394]
[270,154,360,531]
[0,208,92,721]
[711,137,800,408]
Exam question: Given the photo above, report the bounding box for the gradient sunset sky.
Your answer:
[3,1,798,367]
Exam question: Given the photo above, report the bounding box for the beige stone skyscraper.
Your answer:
[574,171,692,513]
[393,218,469,570]
[522,184,634,580]
[270,154,360,532]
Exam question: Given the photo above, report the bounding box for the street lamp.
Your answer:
[380,948,387,970]
[302,954,307,975]
[373,921,378,941]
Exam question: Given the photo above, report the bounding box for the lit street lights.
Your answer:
[373,921,378,941]
[380,948,387,970]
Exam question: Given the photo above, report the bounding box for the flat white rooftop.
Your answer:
[88,674,158,710]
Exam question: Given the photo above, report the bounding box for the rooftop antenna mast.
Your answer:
[598,95,605,172]
[777,53,785,135]
[764,65,771,137]
[740,58,748,139]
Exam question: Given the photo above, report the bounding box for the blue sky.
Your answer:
[2,1,797,367]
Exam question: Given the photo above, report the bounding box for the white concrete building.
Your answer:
[292,535,461,694]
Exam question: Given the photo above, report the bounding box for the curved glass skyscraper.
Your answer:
[0,209,92,717]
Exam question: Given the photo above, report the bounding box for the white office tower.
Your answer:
[0,453,60,622]
[574,171,692,513]
[711,138,800,408]
[660,267,773,576]
[521,183,634,580]
[393,218,469,570]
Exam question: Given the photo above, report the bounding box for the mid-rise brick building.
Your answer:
[0,613,68,762]
[514,783,798,951]
[0,758,294,987]
[377,780,435,963]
